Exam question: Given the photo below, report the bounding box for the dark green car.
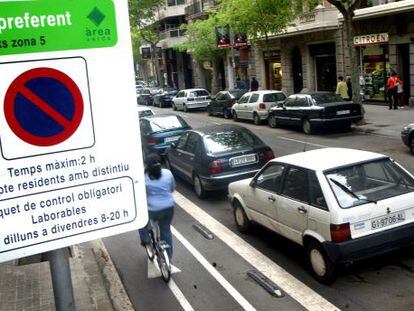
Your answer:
[140,113,191,158]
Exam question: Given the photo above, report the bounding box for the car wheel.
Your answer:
[409,135,414,155]
[223,108,231,119]
[183,104,188,112]
[302,119,313,134]
[268,114,278,128]
[193,174,206,199]
[172,103,177,111]
[233,200,251,233]
[233,111,239,121]
[307,241,337,284]
[253,113,261,125]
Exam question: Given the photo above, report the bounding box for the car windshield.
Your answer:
[204,130,263,154]
[311,93,343,105]
[138,110,154,118]
[229,90,246,99]
[325,158,414,208]
[189,90,209,97]
[263,93,286,102]
[148,115,188,132]
[142,89,151,95]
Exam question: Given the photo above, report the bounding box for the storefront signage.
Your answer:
[0,0,147,263]
[353,33,389,46]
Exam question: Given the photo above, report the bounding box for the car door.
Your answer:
[211,92,224,113]
[179,132,200,181]
[293,95,311,127]
[243,163,286,233]
[275,97,295,125]
[168,132,190,180]
[235,94,250,119]
[174,91,185,109]
[247,93,260,120]
[276,165,311,244]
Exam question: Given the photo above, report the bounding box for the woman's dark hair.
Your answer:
[145,153,162,180]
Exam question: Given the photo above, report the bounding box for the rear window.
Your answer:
[263,93,286,102]
[148,115,188,132]
[189,90,209,97]
[229,90,246,99]
[138,110,154,118]
[204,130,263,154]
[311,93,343,105]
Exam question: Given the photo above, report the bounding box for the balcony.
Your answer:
[185,0,218,20]
[159,27,187,49]
[156,1,188,20]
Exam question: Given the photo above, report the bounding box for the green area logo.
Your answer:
[87,7,106,26]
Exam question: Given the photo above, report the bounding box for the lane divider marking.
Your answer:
[174,192,340,311]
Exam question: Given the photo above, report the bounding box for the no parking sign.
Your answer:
[0,0,147,262]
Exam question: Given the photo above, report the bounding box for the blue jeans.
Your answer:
[139,207,174,260]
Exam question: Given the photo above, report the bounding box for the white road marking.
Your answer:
[169,278,195,311]
[174,192,340,311]
[172,227,257,311]
[277,136,328,148]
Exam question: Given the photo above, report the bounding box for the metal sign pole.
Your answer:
[47,248,76,311]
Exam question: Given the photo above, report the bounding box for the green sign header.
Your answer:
[0,0,117,56]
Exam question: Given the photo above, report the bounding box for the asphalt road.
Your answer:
[104,106,414,311]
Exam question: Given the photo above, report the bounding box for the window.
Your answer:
[189,90,209,97]
[239,95,250,104]
[311,93,343,105]
[249,93,259,103]
[263,93,286,102]
[281,166,309,203]
[309,172,327,210]
[325,158,414,208]
[255,164,285,193]
[203,130,263,154]
[283,97,296,107]
[177,91,184,98]
[184,133,199,154]
[215,92,225,100]
[296,97,309,107]
[177,132,189,149]
[148,115,188,132]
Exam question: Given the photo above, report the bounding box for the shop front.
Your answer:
[263,50,282,90]
[354,33,390,101]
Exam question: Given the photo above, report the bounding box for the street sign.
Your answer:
[4,67,84,147]
[0,0,147,262]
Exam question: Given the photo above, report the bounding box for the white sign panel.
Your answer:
[0,0,147,262]
[353,33,389,46]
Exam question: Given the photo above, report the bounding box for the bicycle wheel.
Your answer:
[158,248,171,282]
[144,241,155,261]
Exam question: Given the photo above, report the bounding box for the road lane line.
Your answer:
[169,278,195,311]
[174,192,340,311]
[172,227,256,311]
[277,136,328,148]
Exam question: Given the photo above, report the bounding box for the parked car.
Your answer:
[137,106,154,119]
[231,90,287,125]
[137,88,154,106]
[172,88,211,112]
[268,92,363,134]
[401,123,414,154]
[140,114,191,158]
[153,87,179,108]
[208,89,248,119]
[166,124,274,198]
[228,147,414,284]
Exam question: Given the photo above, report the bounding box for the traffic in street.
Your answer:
[104,105,414,311]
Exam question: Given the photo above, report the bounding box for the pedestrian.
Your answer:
[235,77,245,90]
[386,71,403,110]
[335,76,349,100]
[250,77,259,91]
[139,153,175,261]
[346,76,352,100]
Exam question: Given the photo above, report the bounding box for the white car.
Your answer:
[172,88,211,112]
[231,90,286,125]
[228,148,414,284]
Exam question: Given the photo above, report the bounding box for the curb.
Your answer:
[89,239,134,311]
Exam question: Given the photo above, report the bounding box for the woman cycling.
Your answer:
[139,153,175,261]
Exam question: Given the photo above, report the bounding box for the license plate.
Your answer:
[336,110,350,115]
[371,211,406,230]
[230,154,257,167]
[164,136,181,143]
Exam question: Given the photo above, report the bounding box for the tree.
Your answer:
[128,0,165,85]
[326,0,363,105]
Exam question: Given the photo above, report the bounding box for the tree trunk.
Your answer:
[344,15,362,106]
[211,56,220,95]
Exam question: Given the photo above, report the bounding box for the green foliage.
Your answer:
[176,13,224,62]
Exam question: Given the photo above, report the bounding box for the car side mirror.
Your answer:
[249,179,257,188]
[170,142,177,149]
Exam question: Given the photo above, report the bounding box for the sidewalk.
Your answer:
[355,103,414,138]
[1,103,413,311]
[0,240,133,311]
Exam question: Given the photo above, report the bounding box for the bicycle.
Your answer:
[143,219,171,282]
